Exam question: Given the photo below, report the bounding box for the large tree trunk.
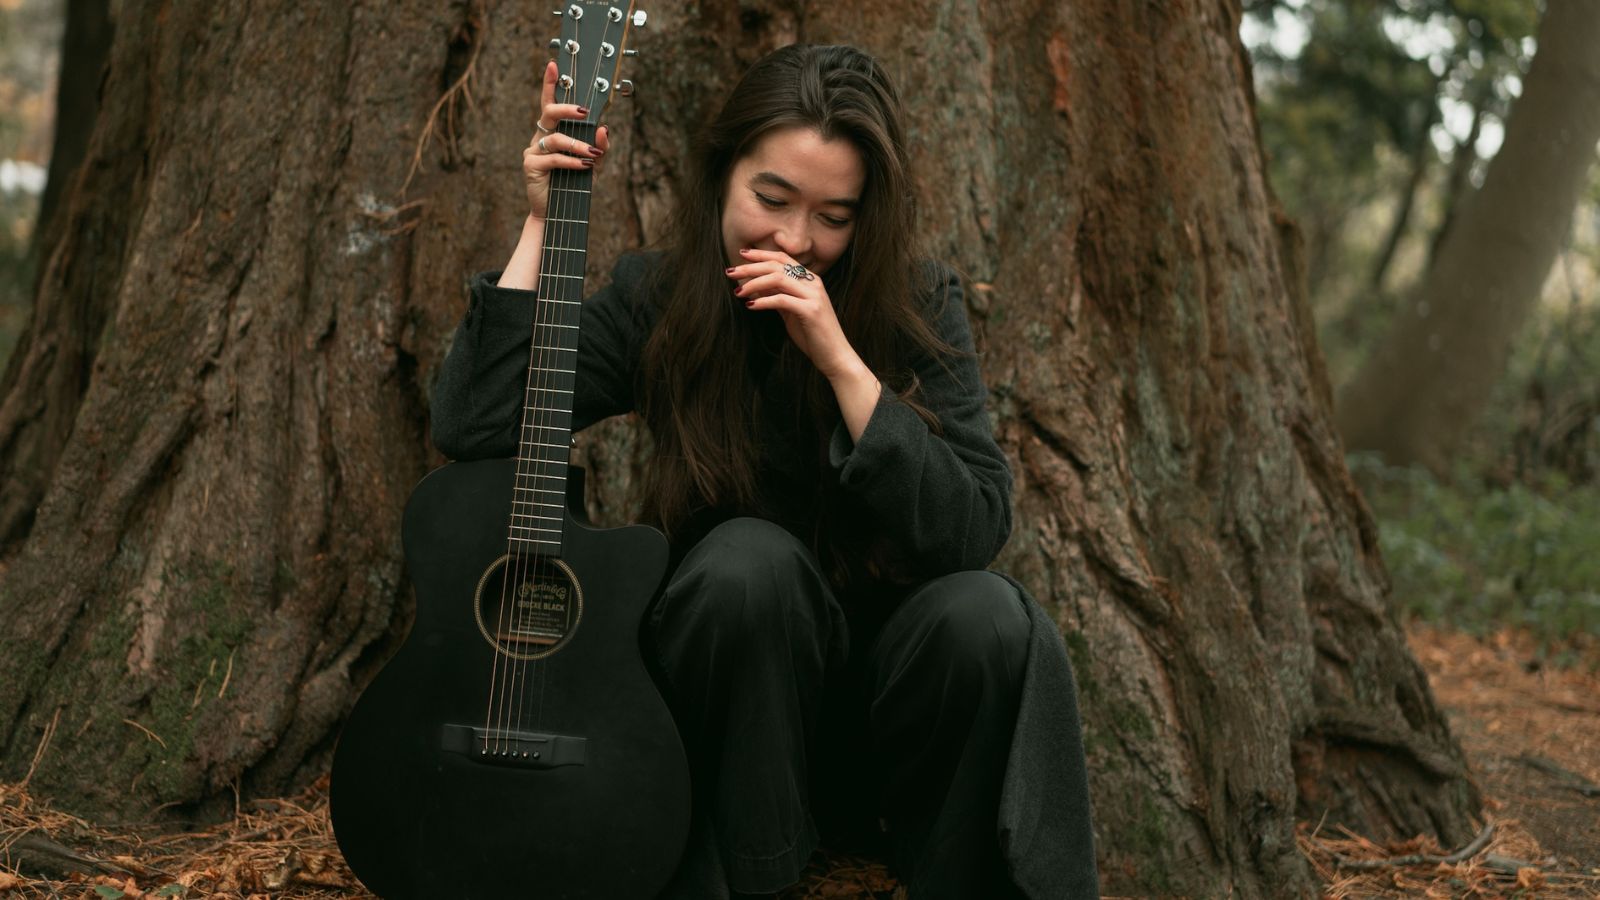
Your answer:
[0,0,1478,895]
[1338,0,1600,468]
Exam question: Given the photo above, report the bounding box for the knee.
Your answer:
[897,571,1029,685]
[657,517,828,635]
[691,517,814,594]
[700,516,807,562]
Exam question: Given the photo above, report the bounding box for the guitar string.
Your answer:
[492,17,617,761]
[490,135,543,759]
[516,141,562,751]
[539,29,609,733]
[507,45,570,753]
[512,59,576,754]
[544,23,610,734]
[521,39,596,748]
[524,69,574,748]
[489,96,553,755]
[490,50,567,759]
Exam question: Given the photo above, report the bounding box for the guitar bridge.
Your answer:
[440,723,587,770]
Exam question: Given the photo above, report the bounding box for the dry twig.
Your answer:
[1332,821,1496,870]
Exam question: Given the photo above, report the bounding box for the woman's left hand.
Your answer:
[727,248,865,381]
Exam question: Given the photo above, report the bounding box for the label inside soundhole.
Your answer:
[474,555,582,659]
[512,579,569,645]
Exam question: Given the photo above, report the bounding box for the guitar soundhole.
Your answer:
[473,554,583,660]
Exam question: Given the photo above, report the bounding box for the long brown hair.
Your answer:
[638,44,952,564]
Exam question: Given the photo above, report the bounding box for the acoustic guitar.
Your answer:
[330,5,689,896]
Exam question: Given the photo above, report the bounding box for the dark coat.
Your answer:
[429,253,1098,898]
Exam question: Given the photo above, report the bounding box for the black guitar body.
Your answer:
[331,459,690,899]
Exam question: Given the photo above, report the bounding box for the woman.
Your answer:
[431,44,1096,899]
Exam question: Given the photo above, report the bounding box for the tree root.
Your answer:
[1333,821,1495,870]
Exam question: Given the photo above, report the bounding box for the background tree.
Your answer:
[0,1,1480,896]
[1245,0,1600,649]
[1248,0,1440,301]
[0,0,66,363]
[1337,0,1600,469]
[1245,0,1543,383]
[29,0,113,265]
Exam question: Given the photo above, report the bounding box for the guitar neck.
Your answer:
[512,122,597,558]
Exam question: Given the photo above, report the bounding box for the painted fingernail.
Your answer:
[582,159,595,168]
[739,248,751,255]
[590,148,604,157]
[725,267,736,274]
[745,300,755,308]
[577,106,590,115]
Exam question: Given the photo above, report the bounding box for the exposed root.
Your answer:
[400,3,487,199]
[1332,820,1496,870]
[19,707,60,789]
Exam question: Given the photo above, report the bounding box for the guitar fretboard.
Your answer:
[511,121,597,557]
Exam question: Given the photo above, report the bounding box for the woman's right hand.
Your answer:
[525,60,610,220]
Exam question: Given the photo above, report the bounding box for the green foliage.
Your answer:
[1248,7,1600,661]
[1245,0,1541,334]
[1254,2,1439,217]
[1447,0,1541,55]
[1349,453,1600,646]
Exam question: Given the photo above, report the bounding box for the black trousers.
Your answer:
[650,517,1030,899]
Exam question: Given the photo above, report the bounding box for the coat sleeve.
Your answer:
[429,254,654,461]
[826,264,1014,575]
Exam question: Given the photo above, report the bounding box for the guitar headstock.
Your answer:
[547,2,646,124]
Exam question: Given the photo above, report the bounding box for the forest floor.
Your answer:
[1,625,1596,899]
[1300,625,1600,899]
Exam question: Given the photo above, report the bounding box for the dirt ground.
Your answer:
[2,625,1597,899]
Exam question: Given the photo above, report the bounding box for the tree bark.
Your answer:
[0,0,1479,896]
[1339,0,1600,468]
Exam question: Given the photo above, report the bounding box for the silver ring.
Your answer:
[537,136,550,153]
[783,263,815,282]
[535,121,554,135]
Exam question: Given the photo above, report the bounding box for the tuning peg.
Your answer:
[617,79,635,97]
[625,49,639,57]
[549,38,560,49]
[631,10,648,27]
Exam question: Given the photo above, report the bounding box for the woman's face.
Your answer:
[721,126,865,280]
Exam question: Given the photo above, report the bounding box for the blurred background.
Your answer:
[1,0,1596,654]
[0,0,59,367]
[1242,0,1599,657]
